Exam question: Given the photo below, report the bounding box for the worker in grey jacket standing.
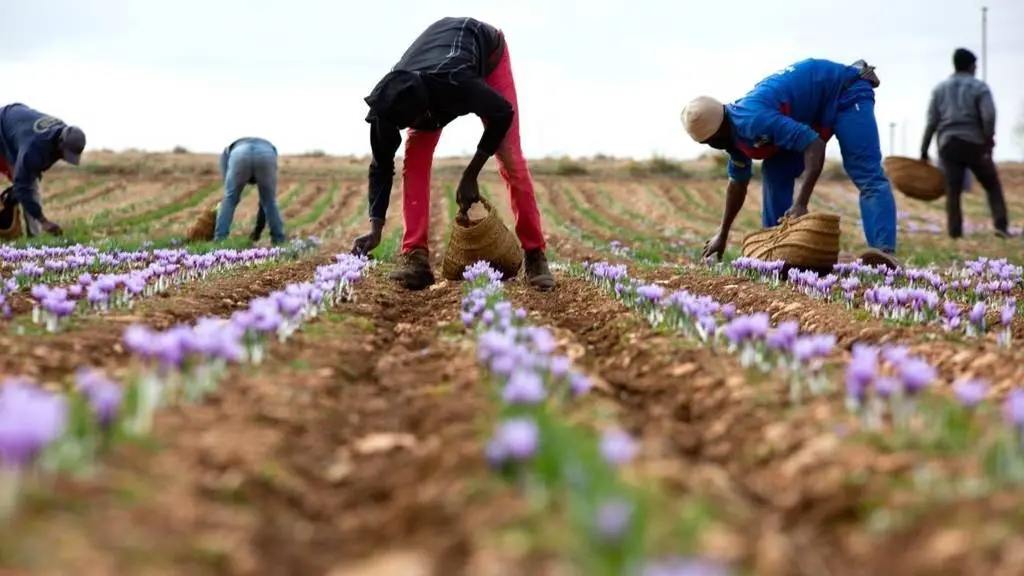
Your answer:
[920,48,1010,239]
[216,137,286,244]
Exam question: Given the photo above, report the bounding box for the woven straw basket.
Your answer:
[186,202,220,242]
[741,212,841,269]
[0,187,24,241]
[883,156,945,202]
[442,197,524,281]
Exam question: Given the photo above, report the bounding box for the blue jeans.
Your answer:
[215,139,286,243]
[760,80,898,252]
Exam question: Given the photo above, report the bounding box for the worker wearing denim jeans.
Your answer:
[216,137,286,244]
[682,58,900,270]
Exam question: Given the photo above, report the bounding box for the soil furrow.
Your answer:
[3,275,523,575]
[293,181,360,239]
[509,272,1024,575]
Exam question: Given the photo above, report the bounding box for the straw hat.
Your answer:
[681,96,725,143]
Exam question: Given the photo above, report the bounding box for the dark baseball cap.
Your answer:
[60,125,86,165]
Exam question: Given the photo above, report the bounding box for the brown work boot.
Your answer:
[388,248,435,291]
[859,248,901,271]
[524,249,555,291]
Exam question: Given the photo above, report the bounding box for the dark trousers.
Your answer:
[938,136,1008,237]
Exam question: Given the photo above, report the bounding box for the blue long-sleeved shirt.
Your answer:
[0,103,69,221]
[723,59,863,183]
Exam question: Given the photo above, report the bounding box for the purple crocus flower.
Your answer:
[1003,389,1024,429]
[568,372,591,397]
[501,370,546,405]
[599,428,638,466]
[897,358,936,396]
[873,376,899,399]
[548,355,572,378]
[845,344,878,401]
[75,369,123,428]
[493,418,539,461]
[766,320,799,351]
[123,324,159,358]
[484,438,508,469]
[490,353,519,377]
[0,381,68,467]
[1000,302,1015,326]
[881,345,909,365]
[968,302,987,329]
[593,498,633,541]
[952,379,988,408]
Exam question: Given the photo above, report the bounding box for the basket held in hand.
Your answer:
[187,202,220,242]
[883,156,945,202]
[442,197,524,281]
[0,187,24,241]
[741,212,841,269]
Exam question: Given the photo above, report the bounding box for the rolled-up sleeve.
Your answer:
[726,149,753,183]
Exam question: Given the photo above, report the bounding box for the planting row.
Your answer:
[0,238,321,331]
[730,255,1021,343]
[460,261,728,575]
[574,260,1024,495]
[0,252,372,523]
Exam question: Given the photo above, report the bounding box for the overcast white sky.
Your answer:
[2,0,1022,160]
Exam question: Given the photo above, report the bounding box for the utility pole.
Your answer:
[889,122,897,156]
[901,121,907,156]
[981,6,988,82]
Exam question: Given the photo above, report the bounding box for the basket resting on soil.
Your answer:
[187,202,220,242]
[0,186,24,241]
[742,212,841,269]
[442,198,524,281]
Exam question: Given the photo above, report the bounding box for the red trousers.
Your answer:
[400,39,546,255]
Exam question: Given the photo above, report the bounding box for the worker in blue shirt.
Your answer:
[0,103,87,237]
[681,58,899,269]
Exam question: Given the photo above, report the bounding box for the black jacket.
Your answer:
[364,17,514,221]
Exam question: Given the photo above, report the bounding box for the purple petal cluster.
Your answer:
[75,368,124,428]
[726,255,1020,342]
[0,380,68,468]
[4,240,321,332]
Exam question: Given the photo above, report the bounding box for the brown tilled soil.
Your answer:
[508,273,1024,576]
[4,170,1024,575]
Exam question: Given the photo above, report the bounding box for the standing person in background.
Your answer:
[0,103,87,237]
[215,137,287,245]
[351,16,555,292]
[682,58,900,269]
[921,48,1011,239]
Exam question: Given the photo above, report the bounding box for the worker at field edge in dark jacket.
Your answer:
[920,47,1011,240]
[350,16,555,292]
[0,103,87,237]
[681,59,901,270]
